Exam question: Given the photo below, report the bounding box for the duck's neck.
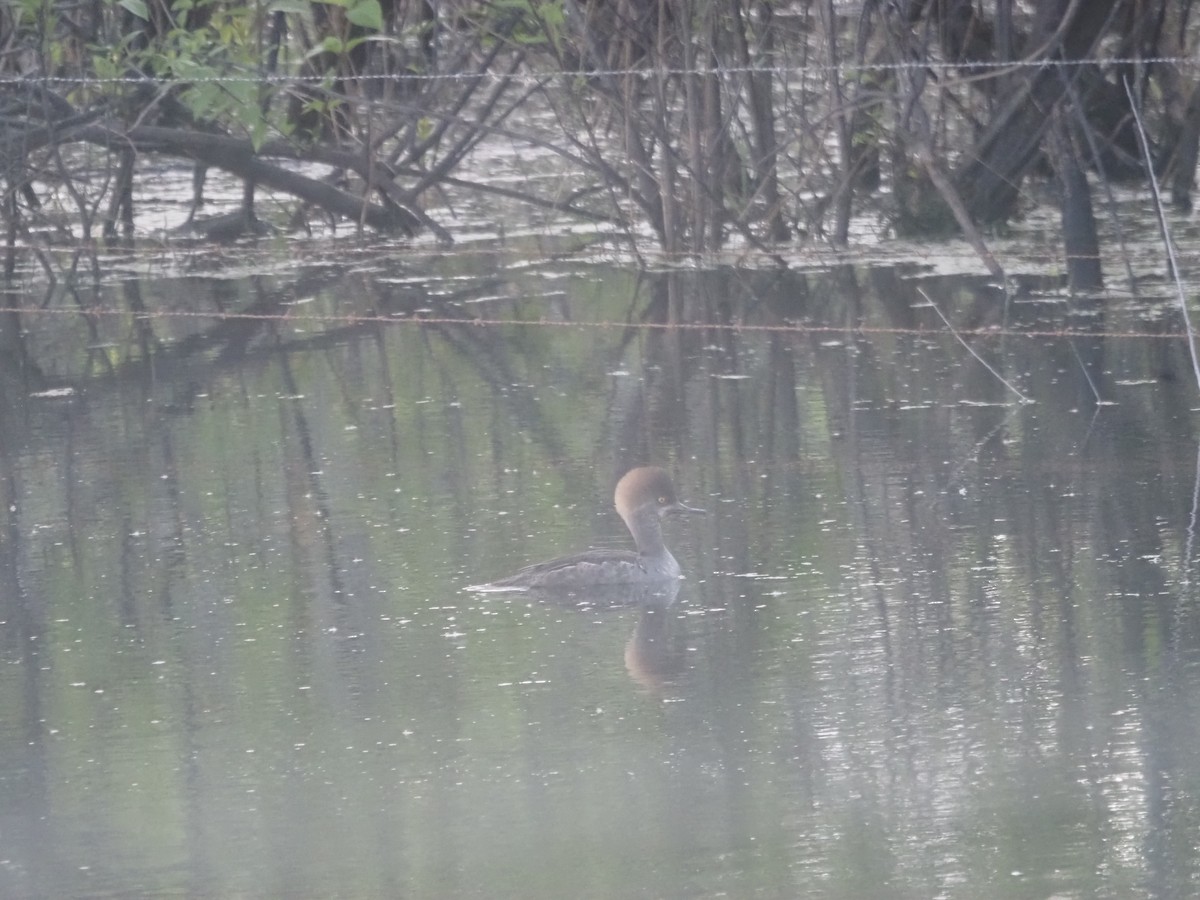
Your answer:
[625,508,668,558]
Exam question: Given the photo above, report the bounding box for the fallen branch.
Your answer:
[69,121,420,233]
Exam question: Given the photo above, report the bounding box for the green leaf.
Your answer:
[249,116,269,152]
[118,0,149,20]
[346,0,383,31]
[308,35,345,57]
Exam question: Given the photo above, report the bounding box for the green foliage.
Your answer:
[98,0,282,147]
[470,0,565,49]
[8,0,57,63]
[345,0,384,32]
[10,0,54,27]
[306,33,372,60]
[306,0,384,32]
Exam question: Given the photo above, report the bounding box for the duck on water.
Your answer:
[466,466,703,593]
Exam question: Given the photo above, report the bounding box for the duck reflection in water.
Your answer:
[507,580,689,695]
[622,582,688,694]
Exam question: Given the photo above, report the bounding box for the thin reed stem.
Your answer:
[1124,75,1200,393]
[917,287,1033,404]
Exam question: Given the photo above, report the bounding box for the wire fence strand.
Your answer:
[0,304,1189,342]
[2,55,1199,89]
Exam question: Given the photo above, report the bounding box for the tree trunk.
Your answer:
[951,0,1120,225]
[1050,115,1102,292]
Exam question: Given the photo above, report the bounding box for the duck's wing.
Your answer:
[466,549,641,593]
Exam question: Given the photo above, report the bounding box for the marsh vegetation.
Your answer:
[3,0,1199,288]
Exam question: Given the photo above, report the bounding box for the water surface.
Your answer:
[2,254,1199,898]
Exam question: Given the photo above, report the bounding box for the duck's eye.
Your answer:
[658,496,668,505]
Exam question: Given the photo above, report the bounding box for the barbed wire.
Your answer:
[0,303,1189,342]
[1,56,1197,89]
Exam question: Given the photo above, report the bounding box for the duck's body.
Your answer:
[478,547,680,592]
[466,467,702,593]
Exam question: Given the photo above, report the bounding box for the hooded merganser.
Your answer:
[466,466,703,592]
